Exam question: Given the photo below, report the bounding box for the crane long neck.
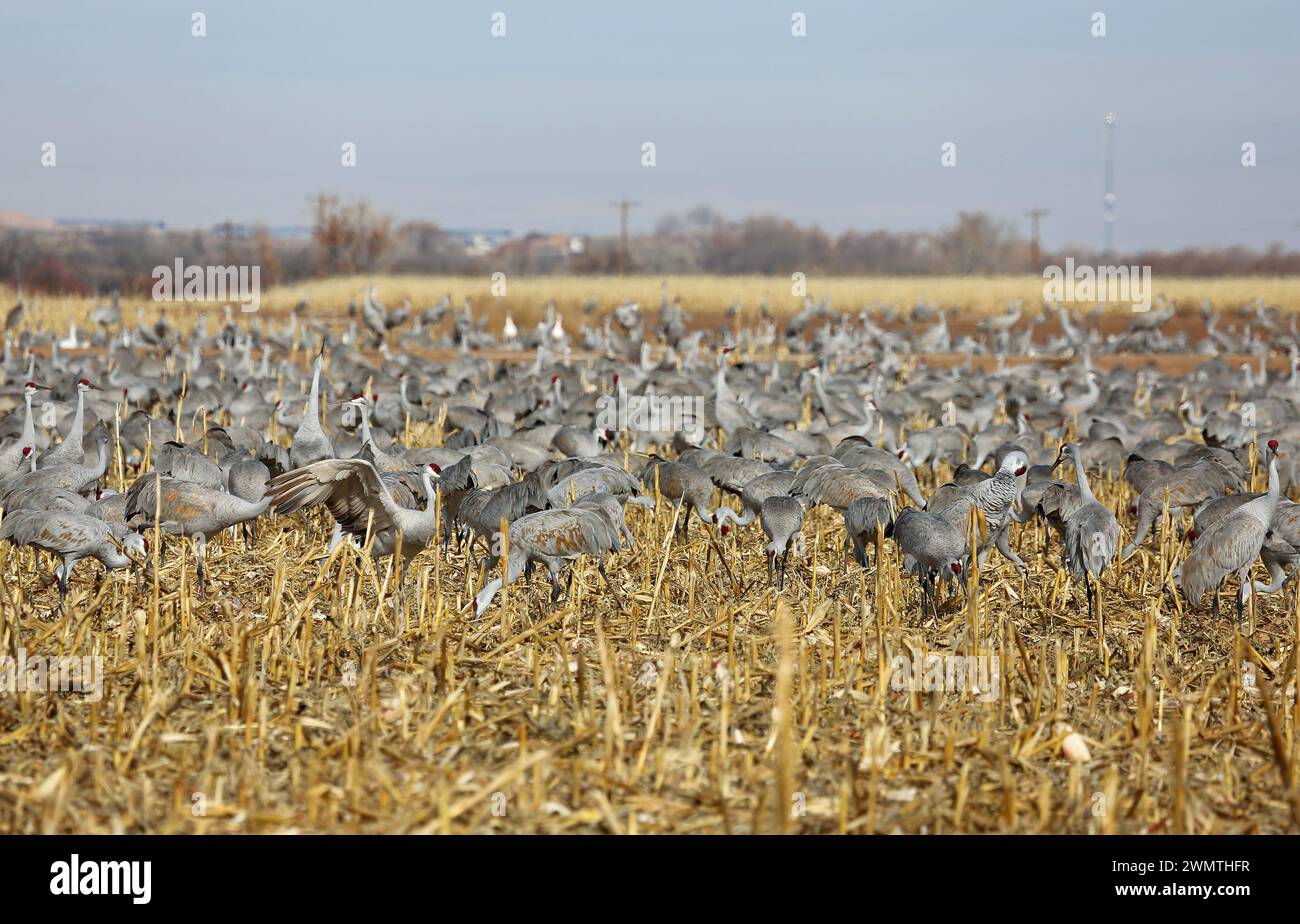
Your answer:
[69,388,86,442]
[96,542,130,571]
[306,359,323,420]
[91,441,109,478]
[359,403,373,444]
[21,393,34,445]
[1073,451,1095,502]
[715,364,733,404]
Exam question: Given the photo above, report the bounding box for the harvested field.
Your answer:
[0,280,1298,835]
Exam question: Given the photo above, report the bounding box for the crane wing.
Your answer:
[0,510,106,555]
[265,458,396,536]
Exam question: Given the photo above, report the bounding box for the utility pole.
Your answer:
[610,199,640,274]
[1025,208,1049,269]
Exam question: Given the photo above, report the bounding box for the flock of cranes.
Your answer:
[0,284,1298,633]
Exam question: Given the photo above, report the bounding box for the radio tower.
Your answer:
[1103,113,1116,259]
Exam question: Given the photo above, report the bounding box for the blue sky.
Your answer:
[2,0,1297,249]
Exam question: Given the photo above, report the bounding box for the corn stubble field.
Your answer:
[2,276,1299,835]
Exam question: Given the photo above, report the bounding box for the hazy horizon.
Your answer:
[3,0,1297,251]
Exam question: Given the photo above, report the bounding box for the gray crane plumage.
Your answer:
[1179,457,1280,621]
[473,498,625,614]
[0,509,146,603]
[1053,443,1120,625]
[890,507,967,621]
[759,495,803,589]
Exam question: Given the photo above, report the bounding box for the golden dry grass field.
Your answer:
[7,273,1300,331]
[1,276,1298,834]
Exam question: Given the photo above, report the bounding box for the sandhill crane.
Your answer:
[159,443,225,489]
[833,438,926,506]
[928,451,1030,572]
[0,433,111,502]
[347,395,409,473]
[1255,501,1300,594]
[759,495,803,589]
[458,472,550,556]
[691,451,774,497]
[87,489,128,526]
[90,291,121,328]
[38,377,99,468]
[639,457,731,539]
[0,381,48,471]
[2,484,90,514]
[361,285,409,347]
[1188,490,1300,599]
[1179,457,1280,621]
[791,457,894,511]
[1192,401,1255,449]
[740,469,796,517]
[4,287,24,331]
[265,458,442,568]
[227,458,271,545]
[547,464,648,509]
[1123,460,1241,558]
[289,347,334,469]
[902,422,968,469]
[0,509,146,605]
[126,474,270,592]
[1052,442,1120,624]
[1123,453,1174,494]
[890,507,967,621]
[843,494,894,568]
[552,425,606,458]
[731,428,797,466]
[473,496,625,614]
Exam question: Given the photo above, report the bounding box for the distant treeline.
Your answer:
[3,196,1298,295]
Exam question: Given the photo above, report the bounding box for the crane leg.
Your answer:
[55,562,69,612]
[779,547,790,590]
[996,527,1028,573]
[852,536,867,568]
[766,551,774,586]
[196,535,207,595]
[597,560,622,606]
[1211,586,1220,623]
[1084,575,1095,626]
[1236,567,1251,624]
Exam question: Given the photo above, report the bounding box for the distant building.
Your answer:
[443,228,514,256]
[0,211,58,231]
[57,217,166,232]
[492,233,590,270]
[211,223,312,240]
